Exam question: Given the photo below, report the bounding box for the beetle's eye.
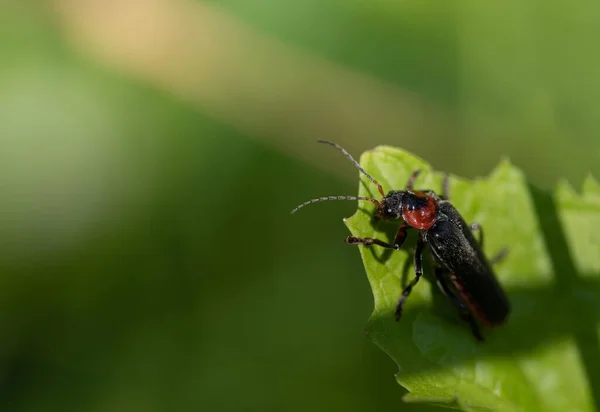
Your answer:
[387,208,393,214]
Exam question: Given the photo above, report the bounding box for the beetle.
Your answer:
[291,139,510,341]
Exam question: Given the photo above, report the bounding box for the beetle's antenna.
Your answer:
[317,139,385,197]
[290,196,380,214]
[406,169,422,190]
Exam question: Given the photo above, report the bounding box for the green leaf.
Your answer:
[344,146,600,412]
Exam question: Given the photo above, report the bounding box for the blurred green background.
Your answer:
[1,1,599,411]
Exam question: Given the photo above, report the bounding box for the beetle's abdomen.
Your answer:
[426,202,510,326]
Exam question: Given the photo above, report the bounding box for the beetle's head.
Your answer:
[379,190,405,220]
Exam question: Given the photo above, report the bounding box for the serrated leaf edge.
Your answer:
[346,147,598,412]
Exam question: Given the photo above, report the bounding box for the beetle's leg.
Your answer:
[434,267,484,342]
[490,247,509,265]
[469,222,509,265]
[406,170,448,200]
[459,311,485,342]
[393,223,409,246]
[470,222,484,248]
[406,169,422,190]
[395,235,425,320]
[346,223,408,250]
[346,237,397,249]
[441,173,450,200]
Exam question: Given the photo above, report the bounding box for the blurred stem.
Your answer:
[50,0,459,181]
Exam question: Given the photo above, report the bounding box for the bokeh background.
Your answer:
[1,1,599,411]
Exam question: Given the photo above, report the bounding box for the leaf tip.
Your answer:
[489,155,523,183]
[371,144,410,155]
[498,155,512,167]
[582,172,600,197]
[555,177,577,200]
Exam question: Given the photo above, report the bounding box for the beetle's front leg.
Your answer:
[346,223,408,250]
[346,236,397,249]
